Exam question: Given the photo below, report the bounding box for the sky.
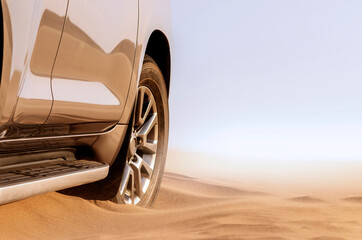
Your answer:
[168,0,362,162]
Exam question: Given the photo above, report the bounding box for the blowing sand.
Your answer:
[0,171,362,239]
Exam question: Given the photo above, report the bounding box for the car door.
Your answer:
[0,0,68,138]
[44,0,138,135]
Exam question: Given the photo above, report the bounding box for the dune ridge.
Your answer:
[288,196,325,203]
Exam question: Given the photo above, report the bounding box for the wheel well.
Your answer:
[145,30,171,96]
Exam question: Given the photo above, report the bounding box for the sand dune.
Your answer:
[287,196,325,203]
[0,172,362,239]
[343,197,362,204]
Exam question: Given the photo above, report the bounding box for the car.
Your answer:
[0,0,172,207]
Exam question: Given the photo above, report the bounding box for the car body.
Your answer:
[0,0,172,206]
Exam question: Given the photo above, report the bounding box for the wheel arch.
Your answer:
[118,0,172,124]
[145,30,171,97]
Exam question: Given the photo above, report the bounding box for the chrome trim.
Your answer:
[0,125,117,144]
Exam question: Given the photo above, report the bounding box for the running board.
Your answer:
[0,159,109,205]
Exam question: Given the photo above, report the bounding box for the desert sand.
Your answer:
[0,170,362,239]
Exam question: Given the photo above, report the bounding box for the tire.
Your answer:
[112,55,169,207]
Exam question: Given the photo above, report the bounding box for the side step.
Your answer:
[0,159,109,205]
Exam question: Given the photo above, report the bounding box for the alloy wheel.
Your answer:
[119,86,158,205]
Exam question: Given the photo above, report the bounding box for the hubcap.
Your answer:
[120,86,158,205]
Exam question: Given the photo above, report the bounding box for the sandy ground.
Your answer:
[0,171,362,240]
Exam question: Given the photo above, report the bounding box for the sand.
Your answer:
[0,171,361,240]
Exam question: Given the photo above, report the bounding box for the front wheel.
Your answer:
[113,55,169,207]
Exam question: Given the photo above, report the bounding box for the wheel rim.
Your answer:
[119,86,158,205]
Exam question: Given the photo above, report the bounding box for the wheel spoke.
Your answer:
[137,153,153,176]
[129,161,143,198]
[139,141,157,154]
[129,171,135,205]
[129,154,153,198]
[139,113,158,135]
[120,164,135,205]
[137,113,158,154]
[135,87,145,126]
[143,98,154,122]
[135,87,155,127]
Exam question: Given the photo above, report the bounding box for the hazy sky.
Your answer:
[168,0,362,161]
